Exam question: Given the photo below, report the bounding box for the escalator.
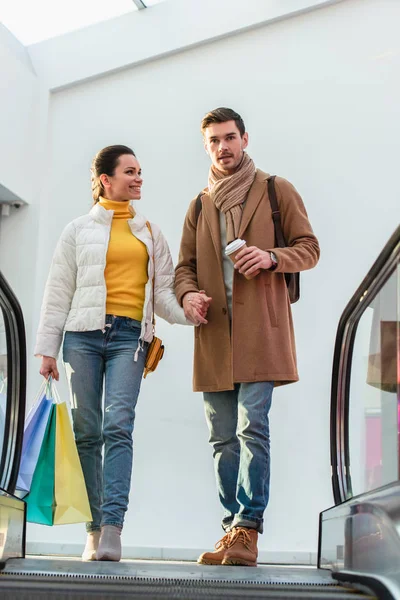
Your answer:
[0,226,399,599]
[0,271,27,570]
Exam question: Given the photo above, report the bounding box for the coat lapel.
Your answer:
[238,169,269,239]
[201,193,224,273]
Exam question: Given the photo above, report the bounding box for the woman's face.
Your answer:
[100,154,142,201]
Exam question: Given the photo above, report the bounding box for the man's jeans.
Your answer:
[63,316,147,532]
[203,382,273,533]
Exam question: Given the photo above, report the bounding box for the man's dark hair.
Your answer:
[201,107,246,137]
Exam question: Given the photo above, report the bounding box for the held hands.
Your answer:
[40,356,59,381]
[183,290,212,325]
[234,246,273,279]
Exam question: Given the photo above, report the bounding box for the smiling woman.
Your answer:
[34,142,196,563]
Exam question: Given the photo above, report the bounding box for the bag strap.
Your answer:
[267,176,286,249]
[146,222,156,330]
[46,376,62,404]
[195,193,203,224]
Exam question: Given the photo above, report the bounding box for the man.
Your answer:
[175,107,319,567]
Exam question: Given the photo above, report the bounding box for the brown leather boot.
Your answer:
[197,531,233,565]
[222,527,258,567]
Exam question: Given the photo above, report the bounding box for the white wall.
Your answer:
[2,0,400,563]
[0,24,38,204]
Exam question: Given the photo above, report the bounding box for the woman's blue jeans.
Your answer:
[63,315,147,532]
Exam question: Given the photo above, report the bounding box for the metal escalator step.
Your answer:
[0,558,340,585]
[0,573,376,599]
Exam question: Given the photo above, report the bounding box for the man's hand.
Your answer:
[40,356,59,381]
[234,246,273,279]
[183,291,212,325]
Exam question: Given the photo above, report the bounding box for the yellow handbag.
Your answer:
[143,223,165,378]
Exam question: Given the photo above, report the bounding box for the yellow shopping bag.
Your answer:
[53,401,92,525]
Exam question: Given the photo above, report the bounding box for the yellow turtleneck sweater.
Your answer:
[99,197,148,321]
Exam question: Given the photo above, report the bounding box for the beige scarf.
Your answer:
[208,152,256,244]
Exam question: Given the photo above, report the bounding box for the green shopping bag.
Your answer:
[25,403,56,525]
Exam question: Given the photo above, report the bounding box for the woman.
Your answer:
[35,145,205,562]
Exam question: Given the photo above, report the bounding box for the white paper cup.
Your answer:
[225,239,260,280]
[225,239,247,263]
[225,239,261,280]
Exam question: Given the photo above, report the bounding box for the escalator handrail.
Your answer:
[330,224,400,505]
[0,271,27,494]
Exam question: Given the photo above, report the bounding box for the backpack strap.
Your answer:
[195,193,203,224]
[267,176,286,248]
[267,177,300,303]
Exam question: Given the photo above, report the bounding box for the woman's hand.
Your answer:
[183,291,212,325]
[40,356,59,381]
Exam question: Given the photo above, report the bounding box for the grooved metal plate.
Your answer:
[0,559,378,598]
[1,558,336,585]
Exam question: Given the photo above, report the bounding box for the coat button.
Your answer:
[222,307,227,315]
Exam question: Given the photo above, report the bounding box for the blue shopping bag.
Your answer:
[16,380,53,494]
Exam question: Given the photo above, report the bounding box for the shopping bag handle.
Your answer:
[46,376,62,404]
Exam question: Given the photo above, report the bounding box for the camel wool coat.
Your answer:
[175,169,320,392]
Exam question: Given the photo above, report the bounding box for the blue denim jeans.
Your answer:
[63,316,147,532]
[203,382,273,534]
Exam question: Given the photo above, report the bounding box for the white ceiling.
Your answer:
[0,0,165,46]
[25,0,344,92]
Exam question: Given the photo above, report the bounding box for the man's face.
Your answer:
[204,120,248,175]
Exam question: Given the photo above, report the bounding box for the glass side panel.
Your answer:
[0,311,7,457]
[349,264,399,497]
[0,490,25,562]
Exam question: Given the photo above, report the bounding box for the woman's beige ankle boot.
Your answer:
[82,531,101,561]
[96,525,122,562]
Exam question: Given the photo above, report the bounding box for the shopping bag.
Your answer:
[53,401,92,524]
[25,380,92,526]
[17,381,53,493]
[25,403,56,525]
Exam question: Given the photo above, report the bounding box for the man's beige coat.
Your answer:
[175,169,320,392]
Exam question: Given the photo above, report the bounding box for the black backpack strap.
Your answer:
[195,192,203,224]
[267,176,286,248]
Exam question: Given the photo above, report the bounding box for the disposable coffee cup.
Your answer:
[225,239,260,280]
[225,239,246,263]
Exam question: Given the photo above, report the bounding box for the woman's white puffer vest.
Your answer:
[35,203,190,359]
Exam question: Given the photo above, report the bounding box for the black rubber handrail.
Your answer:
[0,271,27,494]
[330,225,400,505]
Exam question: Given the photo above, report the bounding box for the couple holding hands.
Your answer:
[35,107,319,565]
